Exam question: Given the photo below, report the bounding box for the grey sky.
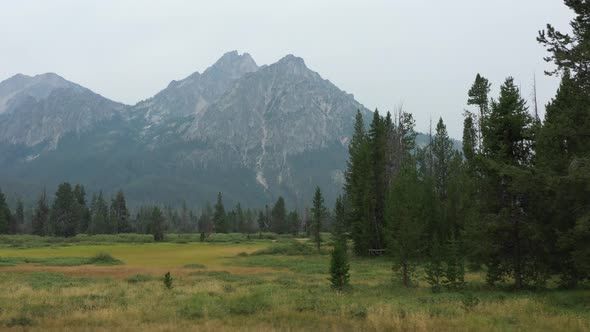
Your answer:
[0,0,574,138]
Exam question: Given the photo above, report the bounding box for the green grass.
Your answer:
[0,253,123,267]
[0,235,587,331]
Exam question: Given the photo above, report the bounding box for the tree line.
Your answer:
[341,1,590,290]
[0,184,332,244]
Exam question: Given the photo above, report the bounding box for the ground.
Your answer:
[0,234,588,331]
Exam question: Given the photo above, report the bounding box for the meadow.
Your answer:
[0,234,588,331]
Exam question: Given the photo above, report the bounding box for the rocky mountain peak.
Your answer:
[207,50,258,77]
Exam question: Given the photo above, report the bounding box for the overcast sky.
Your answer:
[0,0,574,139]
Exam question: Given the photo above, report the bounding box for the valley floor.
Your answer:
[0,234,588,331]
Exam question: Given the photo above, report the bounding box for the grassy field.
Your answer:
[0,235,588,331]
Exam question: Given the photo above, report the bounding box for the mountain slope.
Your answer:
[0,73,125,149]
[0,52,447,209]
[134,50,258,124]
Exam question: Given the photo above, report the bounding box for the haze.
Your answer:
[0,0,573,138]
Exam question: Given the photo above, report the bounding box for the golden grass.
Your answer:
[0,241,588,331]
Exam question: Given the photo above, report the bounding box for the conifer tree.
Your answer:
[213,192,227,233]
[13,199,24,234]
[0,188,10,234]
[332,195,347,243]
[152,206,165,242]
[271,196,287,234]
[90,192,110,234]
[111,190,131,233]
[385,163,425,287]
[329,240,350,290]
[467,73,491,149]
[311,186,327,252]
[32,190,49,236]
[287,210,300,237]
[50,182,77,237]
[480,77,540,289]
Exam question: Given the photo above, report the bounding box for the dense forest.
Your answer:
[1,0,589,293]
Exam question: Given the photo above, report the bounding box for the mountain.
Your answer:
[0,73,125,149]
[134,51,258,124]
[0,51,438,209]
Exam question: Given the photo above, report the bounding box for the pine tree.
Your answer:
[329,240,350,290]
[257,210,267,232]
[311,186,327,252]
[213,192,227,233]
[345,110,373,255]
[0,188,10,234]
[90,192,110,234]
[235,203,245,233]
[368,110,388,250]
[287,210,300,237]
[480,77,540,289]
[537,3,590,284]
[467,73,491,150]
[50,183,77,237]
[462,111,477,164]
[13,199,24,234]
[332,195,347,243]
[271,196,287,234]
[32,190,49,236]
[385,163,425,287]
[152,207,165,242]
[425,234,444,293]
[111,190,131,233]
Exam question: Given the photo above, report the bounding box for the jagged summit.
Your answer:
[0,51,378,207]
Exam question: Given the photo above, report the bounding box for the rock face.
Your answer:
[134,51,258,123]
[0,51,372,207]
[0,73,125,149]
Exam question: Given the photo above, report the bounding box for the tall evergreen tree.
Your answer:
[462,111,477,164]
[213,192,227,233]
[73,184,91,234]
[332,195,347,243]
[50,183,78,237]
[311,186,327,252]
[368,110,388,250]
[467,73,491,149]
[480,77,541,289]
[13,199,24,234]
[32,190,49,236]
[151,206,165,241]
[0,188,10,234]
[111,190,131,233]
[385,163,425,287]
[536,3,590,285]
[90,191,110,234]
[271,196,287,234]
[287,210,300,237]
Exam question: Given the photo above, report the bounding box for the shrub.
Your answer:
[164,272,173,289]
[88,253,123,266]
[461,293,480,312]
[329,241,350,290]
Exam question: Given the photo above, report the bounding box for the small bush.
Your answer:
[461,293,480,311]
[164,272,173,289]
[87,253,123,266]
[183,263,206,269]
